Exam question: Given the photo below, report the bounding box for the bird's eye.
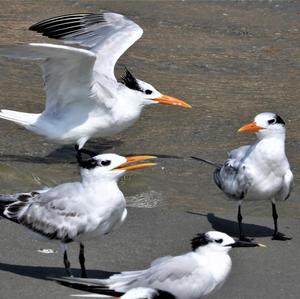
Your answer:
[268,119,276,125]
[145,89,153,95]
[101,160,111,166]
[215,239,223,243]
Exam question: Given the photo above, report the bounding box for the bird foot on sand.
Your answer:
[272,232,292,241]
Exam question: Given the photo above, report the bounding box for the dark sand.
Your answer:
[0,0,300,298]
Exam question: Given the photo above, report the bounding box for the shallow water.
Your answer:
[0,0,300,219]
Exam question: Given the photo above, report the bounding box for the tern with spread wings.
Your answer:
[0,13,191,151]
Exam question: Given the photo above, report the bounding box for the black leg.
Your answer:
[237,204,252,241]
[79,243,87,278]
[63,250,73,277]
[271,202,292,241]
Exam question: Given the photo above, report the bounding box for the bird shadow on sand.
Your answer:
[0,139,123,164]
[0,262,117,280]
[187,211,274,238]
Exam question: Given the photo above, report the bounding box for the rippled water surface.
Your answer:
[0,0,299,218]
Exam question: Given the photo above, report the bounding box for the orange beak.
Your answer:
[238,122,264,133]
[153,94,192,108]
[114,155,157,171]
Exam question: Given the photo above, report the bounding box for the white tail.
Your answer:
[0,109,39,127]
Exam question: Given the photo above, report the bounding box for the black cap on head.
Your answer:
[275,114,285,125]
[191,233,209,251]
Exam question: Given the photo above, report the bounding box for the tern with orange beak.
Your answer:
[0,12,191,152]
[192,112,293,241]
[0,153,157,277]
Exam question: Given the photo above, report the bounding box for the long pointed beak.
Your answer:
[113,155,157,171]
[228,240,266,248]
[153,94,192,108]
[238,121,264,133]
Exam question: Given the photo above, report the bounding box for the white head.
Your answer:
[78,153,157,181]
[120,68,191,108]
[238,112,286,140]
[191,231,264,253]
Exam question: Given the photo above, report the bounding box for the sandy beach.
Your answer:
[0,0,300,298]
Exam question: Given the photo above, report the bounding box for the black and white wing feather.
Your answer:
[30,12,143,80]
[214,145,253,200]
[0,185,88,242]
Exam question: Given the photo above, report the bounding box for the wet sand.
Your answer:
[0,0,300,298]
[1,208,300,299]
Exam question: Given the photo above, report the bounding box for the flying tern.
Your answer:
[0,153,157,277]
[192,112,293,241]
[53,231,264,299]
[0,12,191,151]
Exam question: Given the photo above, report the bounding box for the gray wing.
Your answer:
[2,183,88,242]
[214,145,254,200]
[29,12,143,80]
[107,253,209,294]
[0,43,96,114]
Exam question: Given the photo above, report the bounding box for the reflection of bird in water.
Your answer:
[192,112,293,241]
[53,231,264,299]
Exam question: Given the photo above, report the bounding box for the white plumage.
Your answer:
[0,153,156,277]
[54,231,264,299]
[193,112,293,241]
[0,12,191,149]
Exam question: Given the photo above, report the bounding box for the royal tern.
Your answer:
[192,112,293,241]
[0,153,157,277]
[0,12,191,150]
[53,231,264,299]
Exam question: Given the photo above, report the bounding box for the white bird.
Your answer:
[192,112,293,241]
[53,231,264,299]
[0,153,157,277]
[0,12,191,151]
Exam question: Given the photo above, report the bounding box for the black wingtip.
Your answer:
[51,277,123,296]
[29,13,105,39]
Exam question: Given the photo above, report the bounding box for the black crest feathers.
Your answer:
[275,114,285,125]
[120,67,142,92]
[191,233,209,251]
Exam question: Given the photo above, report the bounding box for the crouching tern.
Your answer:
[0,12,191,150]
[0,153,157,277]
[53,231,264,299]
[192,112,293,241]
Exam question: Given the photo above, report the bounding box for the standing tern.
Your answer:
[53,231,264,299]
[0,12,191,151]
[192,112,293,241]
[0,153,157,277]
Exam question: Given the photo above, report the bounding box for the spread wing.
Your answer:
[1,183,90,242]
[0,43,97,114]
[29,12,143,80]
